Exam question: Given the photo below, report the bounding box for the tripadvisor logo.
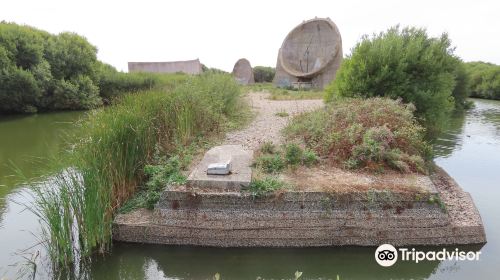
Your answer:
[375,244,481,267]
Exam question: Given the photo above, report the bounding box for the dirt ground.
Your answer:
[282,165,436,194]
[224,92,323,150]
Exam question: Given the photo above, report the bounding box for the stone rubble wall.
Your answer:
[113,168,486,247]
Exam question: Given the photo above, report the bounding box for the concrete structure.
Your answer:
[187,145,252,190]
[273,17,343,89]
[232,58,255,85]
[128,59,202,74]
[113,167,486,247]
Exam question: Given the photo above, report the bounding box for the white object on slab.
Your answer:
[207,160,232,175]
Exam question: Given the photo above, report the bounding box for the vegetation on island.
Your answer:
[285,98,431,173]
[0,22,177,114]
[3,20,495,275]
[325,26,469,133]
[29,73,247,271]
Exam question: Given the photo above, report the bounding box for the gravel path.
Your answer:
[224,92,323,150]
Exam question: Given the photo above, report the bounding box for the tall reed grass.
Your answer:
[30,73,244,270]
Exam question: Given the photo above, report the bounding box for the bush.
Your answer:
[255,154,286,173]
[260,141,277,154]
[254,142,319,173]
[253,66,275,83]
[465,61,500,100]
[326,26,462,132]
[248,177,287,198]
[51,76,102,110]
[0,22,173,114]
[285,98,431,173]
[0,67,41,113]
[284,143,303,166]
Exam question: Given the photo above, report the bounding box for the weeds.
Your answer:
[428,194,447,212]
[254,142,319,174]
[284,143,303,166]
[241,83,324,100]
[248,177,287,198]
[260,141,277,154]
[285,97,431,173]
[275,110,289,117]
[255,154,286,174]
[29,73,245,270]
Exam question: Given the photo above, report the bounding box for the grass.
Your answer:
[275,110,289,117]
[29,73,246,271]
[242,83,325,100]
[247,176,288,198]
[253,142,319,174]
[284,97,432,173]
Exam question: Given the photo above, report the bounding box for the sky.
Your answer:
[1,0,499,72]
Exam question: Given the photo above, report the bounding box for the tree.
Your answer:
[326,26,462,132]
[253,66,275,83]
[465,61,500,100]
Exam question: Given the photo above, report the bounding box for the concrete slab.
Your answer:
[187,145,252,190]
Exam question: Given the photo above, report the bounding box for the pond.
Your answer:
[0,99,499,279]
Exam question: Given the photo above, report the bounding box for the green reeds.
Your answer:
[29,73,243,270]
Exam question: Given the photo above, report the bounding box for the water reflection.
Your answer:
[0,111,83,190]
[431,110,466,158]
[90,244,444,280]
[432,99,500,158]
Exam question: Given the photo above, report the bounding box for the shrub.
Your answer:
[285,98,431,173]
[253,66,275,83]
[326,26,462,132]
[303,149,319,167]
[0,22,175,114]
[255,154,286,173]
[260,141,277,154]
[248,177,287,197]
[51,76,102,110]
[465,61,500,100]
[254,143,319,173]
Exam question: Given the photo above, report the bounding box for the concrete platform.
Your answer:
[186,145,252,190]
[113,167,486,247]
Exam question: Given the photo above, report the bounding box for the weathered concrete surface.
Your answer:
[113,167,486,247]
[128,59,202,74]
[232,58,255,85]
[273,17,343,89]
[186,145,252,190]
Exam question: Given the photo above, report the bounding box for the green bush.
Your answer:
[326,26,462,132]
[255,154,286,173]
[248,177,287,198]
[303,149,319,166]
[285,97,431,173]
[465,61,500,100]
[254,143,319,173]
[284,143,303,166]
[0,22,172,114]
[253,66,275,83]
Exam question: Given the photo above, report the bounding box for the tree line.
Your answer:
[325,26,498,133]
[0,22,163,114]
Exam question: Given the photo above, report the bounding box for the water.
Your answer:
[0,99,499,279]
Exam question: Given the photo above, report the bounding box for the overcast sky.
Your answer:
[1,0,499,72]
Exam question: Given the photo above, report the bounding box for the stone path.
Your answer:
[224,92,323,150]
